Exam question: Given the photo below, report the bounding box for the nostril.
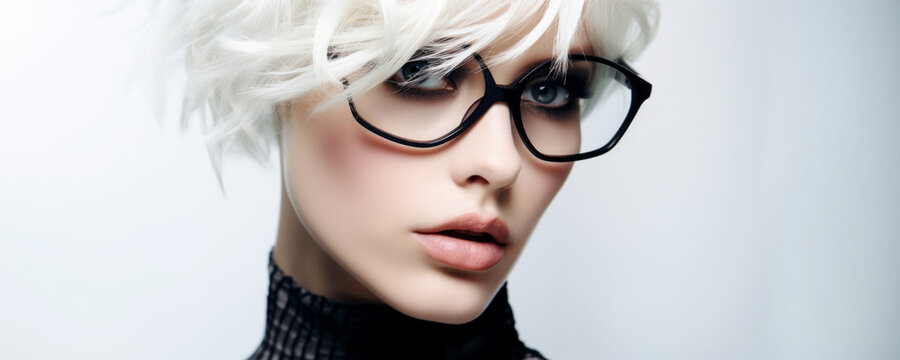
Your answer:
[466,175,489,185]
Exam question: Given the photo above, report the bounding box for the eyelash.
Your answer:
[385,79,457,101]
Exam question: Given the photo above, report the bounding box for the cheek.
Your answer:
[287,104,396,205]
[506,160,573,241]
[281,102,437,264]
[290,104,439,205]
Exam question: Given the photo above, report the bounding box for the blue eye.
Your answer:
[394,61,452,91]
[523,81,570,107]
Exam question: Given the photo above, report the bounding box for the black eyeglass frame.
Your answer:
[346,53,652,162]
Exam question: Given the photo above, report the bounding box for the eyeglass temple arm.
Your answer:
[615,58,640,75]
[613,58,649,91]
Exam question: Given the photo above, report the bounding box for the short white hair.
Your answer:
[146,0,659,170]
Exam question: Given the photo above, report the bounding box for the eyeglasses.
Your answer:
[346,53,651,162]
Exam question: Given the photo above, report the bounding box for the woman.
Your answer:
[152,0,657,358]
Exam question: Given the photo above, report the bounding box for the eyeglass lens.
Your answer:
[349,57,633,158]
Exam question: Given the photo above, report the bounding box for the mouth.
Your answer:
[414,213,510,271]
[436,229,497,244]
[416,213,510,245]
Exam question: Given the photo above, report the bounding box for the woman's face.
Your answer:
[281,30,586,324]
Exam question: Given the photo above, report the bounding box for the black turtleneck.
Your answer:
[248,255,546,360]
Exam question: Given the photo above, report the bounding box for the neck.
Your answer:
[274,183,380,304]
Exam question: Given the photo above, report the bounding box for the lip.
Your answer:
[416,213,510,245]
[414,213,510,271]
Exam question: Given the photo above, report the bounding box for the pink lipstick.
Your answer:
[414,213,509,271]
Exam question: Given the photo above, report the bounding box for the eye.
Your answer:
[391,60,453,91]
[522,81,570,108]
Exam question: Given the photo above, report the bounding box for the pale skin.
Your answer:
[273,27,592,324]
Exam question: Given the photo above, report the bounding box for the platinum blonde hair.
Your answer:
[146,0,659,171]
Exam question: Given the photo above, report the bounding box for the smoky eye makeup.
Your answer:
[520,61,593,95]
[385,65,464,101]
[387,61,456,95]
[384,57,483,100]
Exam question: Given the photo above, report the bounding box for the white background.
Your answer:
[1,1,898,359]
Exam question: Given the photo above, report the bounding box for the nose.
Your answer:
[449,102,522,192]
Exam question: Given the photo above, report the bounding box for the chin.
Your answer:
[374,272,505,325]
